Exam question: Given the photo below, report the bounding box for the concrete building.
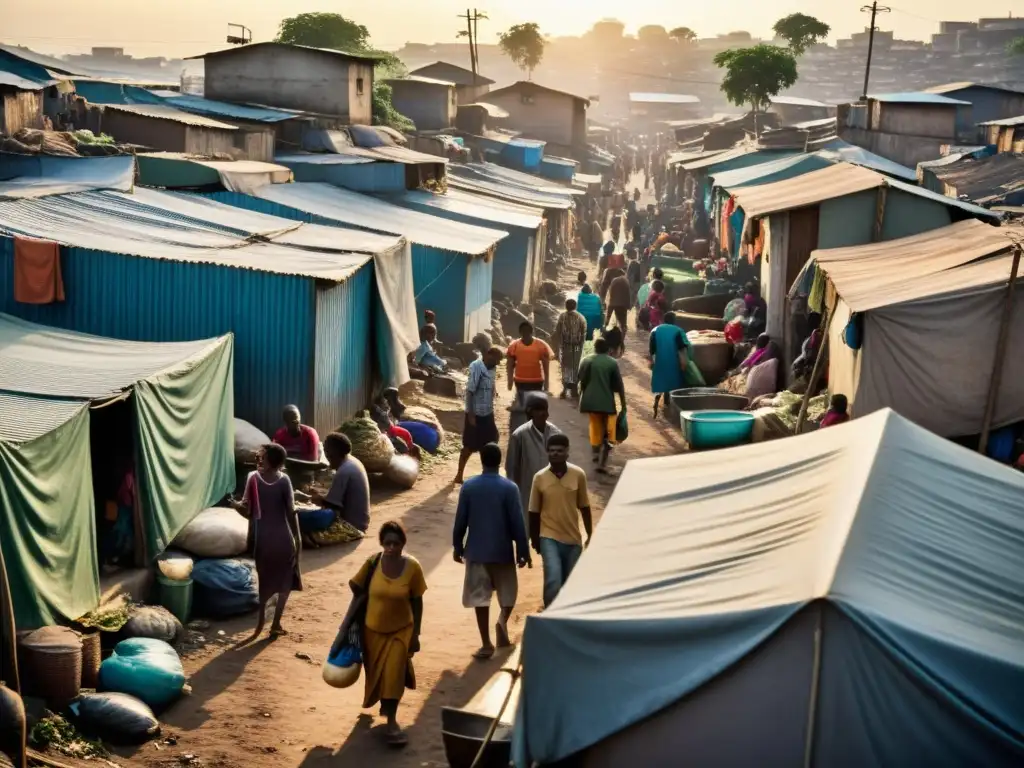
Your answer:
[189,43,376,125]
[483,81,589,158]
[384,75,457,131]
[409,61,494,105]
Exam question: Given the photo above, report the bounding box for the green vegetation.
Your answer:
[1009,37,1024,55]
[31,714,109,759]
[714,45,799,117]
[274,12,413,131]
[669,27,698,43]
[499,23,547,79]
[773,13,831,55]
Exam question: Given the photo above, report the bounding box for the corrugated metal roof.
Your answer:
[186,42,381,65]
[0,71,54,90]
[250,182,508,256]
[924,82,1024,96]
[0,189,380,281]
[0,312,228,400]
[275,152,374,166]
[921,154,1024,205]
[629,92,700,104]
[160,94,299,123]
[884,176,1003,220]
[386,75,455,87]
[771,95,829,108]
[868,92,971,106]
[447,167,576,209]
[978,115,1024,127]
[817,139,917,181]
[487,81,590,106]
[0,391,85,443]
[680,145,759,171]
[0,44,84,77]
[395,188,543,230]
[730,163,884,217]
[460,102,509,118]
[453,163,579,199]
[99,103,239,130]
[574,172,602,185]
[409,61,496,86]
[711,153,835,189]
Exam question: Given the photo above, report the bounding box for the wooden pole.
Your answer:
[977,244,1021,454]
[796,295,836,434]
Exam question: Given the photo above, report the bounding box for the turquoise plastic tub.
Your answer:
[681,410,755,450]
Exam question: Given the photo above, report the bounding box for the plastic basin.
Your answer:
[681,410,755,450]
[670,389,749,414]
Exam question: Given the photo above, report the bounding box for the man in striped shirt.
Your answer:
[455,346,504,484]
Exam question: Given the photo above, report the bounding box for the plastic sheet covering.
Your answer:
[0,189,376,281]
[251,182,508,256]
[0,155,135,199]
[513,409,1024,766]
[817,139,917,182]
[0,395,100,627]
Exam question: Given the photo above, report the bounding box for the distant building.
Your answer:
[408,61,494,105]
[384,75,457,131]
[979,115,1024,153]
[483,81,589,157]
[189,43,376,125]
[628,92,701,125]
[923,82,1024,136]
[841,93,966,167]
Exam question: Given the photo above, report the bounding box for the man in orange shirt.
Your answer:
[506,321,553,402]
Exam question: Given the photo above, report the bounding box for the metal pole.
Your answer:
[978,243,1022,454]
[796,296,836,434]
[860,3,890,101]
[472,9,481,86]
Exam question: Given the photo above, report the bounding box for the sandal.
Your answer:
[473,646,495,660]
[386,729,409,747]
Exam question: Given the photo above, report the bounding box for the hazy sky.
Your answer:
[3,1,1021,57]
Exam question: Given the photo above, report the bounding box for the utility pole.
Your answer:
[860,2,890,101]
[457,9,488,85]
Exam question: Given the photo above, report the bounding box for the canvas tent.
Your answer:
[812,222,1024,437]
[0,315,234,627]
[513,409,1024,767]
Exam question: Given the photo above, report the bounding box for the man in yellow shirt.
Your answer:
[528,434,593,607]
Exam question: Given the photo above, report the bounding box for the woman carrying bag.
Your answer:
[331,521,426,747]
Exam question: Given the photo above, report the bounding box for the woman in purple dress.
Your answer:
[239,443,302,640]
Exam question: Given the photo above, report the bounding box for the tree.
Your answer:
[1009,37,1024,55]
[669,27,698,43]
[638,25,670,44]
[773,13,830,56]
[499,23,546,79]
[274,12,412,131]
[275,12,369,51]
[714,45,798,130]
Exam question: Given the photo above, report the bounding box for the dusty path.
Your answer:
[97,201,682,768]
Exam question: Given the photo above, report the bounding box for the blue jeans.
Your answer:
[539,537,582,608]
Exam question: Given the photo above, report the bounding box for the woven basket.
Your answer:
[79,631,101,688]
[17,627,82,708]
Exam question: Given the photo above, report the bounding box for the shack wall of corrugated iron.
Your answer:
[411,245,468,342]
[286,161,407,193]
[465,252,494,339]
[314,260,374,430]
[0,237,315,434]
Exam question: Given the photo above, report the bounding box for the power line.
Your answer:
[860,3,892,100]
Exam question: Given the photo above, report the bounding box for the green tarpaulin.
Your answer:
[0,396,100,628]
[134,335,235,556]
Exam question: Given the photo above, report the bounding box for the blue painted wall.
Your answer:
[465,253,494,341]
[206,191,482,343]
[0,237,325,434]
[881,189,952,241]
[280,160,408,193]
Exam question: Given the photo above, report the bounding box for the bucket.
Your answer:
[157,576,193,625]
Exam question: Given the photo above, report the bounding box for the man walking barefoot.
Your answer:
[453,443,530,658]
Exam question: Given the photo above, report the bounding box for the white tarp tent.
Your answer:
[514,409,1024,767]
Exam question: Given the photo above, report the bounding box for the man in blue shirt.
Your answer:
[453,443,531,659]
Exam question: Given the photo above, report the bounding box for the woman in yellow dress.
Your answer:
[334,521,426,746]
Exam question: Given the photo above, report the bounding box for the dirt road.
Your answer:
[98,249,683,768]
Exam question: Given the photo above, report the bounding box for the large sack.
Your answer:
[338,412,395,473]
[70,692,160,745]
[156,550,194,581]
[384,455,419,490]
[398,420,441,453]
[0,684,25,768]
[121,606,183,646]
[172,507,248,558]
[234,418,269,464]
[99,638,185,713]
[687,335,733,386]
[191,559,259,618]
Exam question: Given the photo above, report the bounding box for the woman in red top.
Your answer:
[820,394,850,429]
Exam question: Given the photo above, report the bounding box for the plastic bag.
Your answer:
[235,418,269,464]
[157,550,194,581]
[615,410,629,443]
[121,605,183,645]
[172,507,248,558]
[69,692,159,745]
[191,559,259,617]
[99,638,185,713]
[384,455,419,490]
[322,645,362,689]
[298,508,336,533]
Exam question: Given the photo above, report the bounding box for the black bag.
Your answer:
[69,692,160,745]
[349,555,381,648]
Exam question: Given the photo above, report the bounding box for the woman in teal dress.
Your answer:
[649,312,703,418]
[576,284,604,341]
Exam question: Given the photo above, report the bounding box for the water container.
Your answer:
[157,576,193,625]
